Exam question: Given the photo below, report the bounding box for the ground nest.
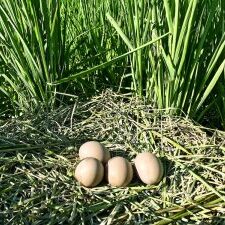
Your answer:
[0,90,225,225]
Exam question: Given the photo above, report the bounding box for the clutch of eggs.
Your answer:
[74,141,164,188]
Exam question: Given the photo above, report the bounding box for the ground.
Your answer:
[0,91,225,225]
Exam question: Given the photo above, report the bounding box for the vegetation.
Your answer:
[0,0,224,127]
[1,92,225,224]
[0,0,225,224]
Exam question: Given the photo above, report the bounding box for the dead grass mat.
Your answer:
[0,90,225,224]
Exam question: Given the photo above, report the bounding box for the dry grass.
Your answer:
[0,90,225,224]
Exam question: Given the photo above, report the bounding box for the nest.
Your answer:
[0,90,225,225]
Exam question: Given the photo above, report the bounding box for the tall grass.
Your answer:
[0,0,129,114]
[63,0,127,94]
[0,0,225,128]
[0,0,70,113]
[105,0,225,122]
[58,0,225,127]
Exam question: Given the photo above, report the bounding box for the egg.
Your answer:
[79,141,110,163]
[134,152,163,185]
[74,157,104,187]
[106,156,133,187]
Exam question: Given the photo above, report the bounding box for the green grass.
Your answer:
[103,0,225,124]
[55,0,225,128]
[1,0,225,129]
[0,0,71,112]
[1,91,225,224]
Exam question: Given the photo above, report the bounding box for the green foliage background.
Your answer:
[0,0,225,128]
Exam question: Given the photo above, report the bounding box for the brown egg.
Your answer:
[74,157,104,187]
[79,141,110,163]
[106,156,133,187]
[134,152,163,185]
